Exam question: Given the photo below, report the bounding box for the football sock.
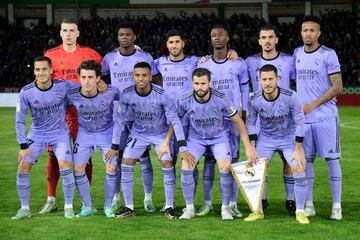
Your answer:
[162,167,175,207]
[75,172,91,208]
[283,174,295,201]
[305,159,315,202]
[47,151,59,197]
[121,164,134,206]
[104,171,117,208]
[203,158,215,202]
[326,158,342,206]
[140,156,153,196]
[60,168,74,206]
[293,172,307,210]
[220,170,232,206]
[17,172,30,208]
[181,169,195,205]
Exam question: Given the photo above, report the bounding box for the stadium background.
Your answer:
[0,1,359,239]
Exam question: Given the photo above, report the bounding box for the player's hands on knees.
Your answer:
[97,79,108,93]
[105,149,119,162]
[180,151,196,168]
[18,149,32,163]
[157,142,171,160]
[246,146,259,166]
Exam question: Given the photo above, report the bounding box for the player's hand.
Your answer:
[180,150,196,168]
[18,149,32,163]
[227,49,238,61]
[105,149,119,162]
[246,146,259,166]
[157,142,171,160]
[97,79,108,93]
[292,149,306,169]
[198,55,209,64]
[303,102,316,114]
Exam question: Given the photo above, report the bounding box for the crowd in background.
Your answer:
[0,10,359,90]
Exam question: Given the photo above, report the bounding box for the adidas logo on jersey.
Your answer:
[113,62,119,67]
[34,100,39,104]
[259,108,265,112]
[328,149,334,154]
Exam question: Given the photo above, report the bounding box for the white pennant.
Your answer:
[230,158,268,213]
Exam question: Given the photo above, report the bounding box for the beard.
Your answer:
[194,89,209,98]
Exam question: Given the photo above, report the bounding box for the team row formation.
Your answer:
[12,15,343,225]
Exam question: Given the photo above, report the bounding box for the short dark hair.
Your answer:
[166,29,185,41]
[259,24,278,37]
[302,15,321,26]
[192,68,211,81]
[134,61,151,72]
[77,60,101,77]
[259,64,278,76]
[211,24,228,35]
[116,21,137,35]
[61,18,78,26]
[34,56,52,66]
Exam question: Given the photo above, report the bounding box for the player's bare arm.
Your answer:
[304,73,343,114]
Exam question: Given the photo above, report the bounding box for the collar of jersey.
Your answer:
[211,55,228,64]
[79,88,99,99]
[119,48,136,57]
[262,87,280,102]
[135,83,152,97]
[304,44,322,54]
[35,79,54,92]
[169,55,186,63]
[261,51,280,61]
[193,89,212,104]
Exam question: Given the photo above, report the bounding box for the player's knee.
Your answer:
[181,159,194,170]
[160,160,173,168]
[58,160,71,170]
[290,164,305,174]
[74,165,86,173]
[106,163,117,173]
[18,161,32,173]
[122,158,136,166]
[217,160,231,171]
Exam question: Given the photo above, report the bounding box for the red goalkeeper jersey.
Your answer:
[45,44,103,121]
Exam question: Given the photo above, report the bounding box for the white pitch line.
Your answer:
[340,123,360,129]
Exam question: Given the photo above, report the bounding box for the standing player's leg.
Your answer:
[100,145,118,218]
[196,149,215,216]
[315,117,342,220]
[155,139,176,219]
[180,139,204,220]
[12,138,43,220]
[279,151,295,216]
[228,132,242,218]
[52,138,75,219]
[116,136,147,219]
[39,148,59,214]
[303,123,317,217]
[212,141,234,221]
[73,142,95,217]
[140,148,155,212]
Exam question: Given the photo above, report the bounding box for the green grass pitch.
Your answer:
[0,107,359,240]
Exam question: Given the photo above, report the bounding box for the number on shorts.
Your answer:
[126,137,137,148]
[73,143,79,153]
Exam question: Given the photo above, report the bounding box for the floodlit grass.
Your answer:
[0,107,359,240]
